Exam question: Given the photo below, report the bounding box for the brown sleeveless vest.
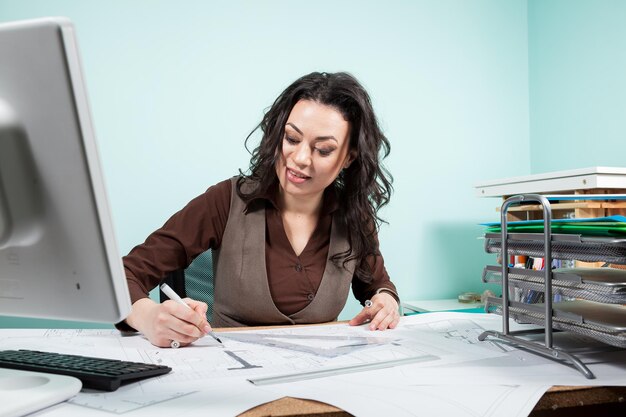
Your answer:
[211,178,356,327]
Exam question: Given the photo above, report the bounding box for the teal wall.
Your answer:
[528,0,626,172]
[0,0,529,327]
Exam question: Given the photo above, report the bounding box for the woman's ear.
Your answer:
[344,150,357,169]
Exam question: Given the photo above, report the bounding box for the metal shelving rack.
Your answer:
[478,194,596,379]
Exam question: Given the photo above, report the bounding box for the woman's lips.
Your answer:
[286,168,310,184]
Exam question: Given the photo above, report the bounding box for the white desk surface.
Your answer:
[402,298,484,313]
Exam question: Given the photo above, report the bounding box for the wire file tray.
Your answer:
[478,194,597,379]
[484,297,626,349]
[482,265,626,304]
[484,233,626,264]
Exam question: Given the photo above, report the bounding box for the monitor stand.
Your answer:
[0,368,81,417]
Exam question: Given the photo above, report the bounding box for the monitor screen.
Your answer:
[0,17,131,323]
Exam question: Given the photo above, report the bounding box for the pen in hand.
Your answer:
[159,283,223,344]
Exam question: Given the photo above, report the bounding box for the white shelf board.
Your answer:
[475,167,626,198]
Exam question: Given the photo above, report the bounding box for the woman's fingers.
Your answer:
[349,292,399,331]
[370,308,398,330]
[348,307,372,326]
[185,299,212,333]
[152,300,210,347]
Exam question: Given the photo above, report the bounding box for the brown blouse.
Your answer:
[123,178,398,318]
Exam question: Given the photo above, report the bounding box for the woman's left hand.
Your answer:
[348,292,400,330]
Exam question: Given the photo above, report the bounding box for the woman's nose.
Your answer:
[292,144,311,166]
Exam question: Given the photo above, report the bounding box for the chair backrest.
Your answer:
[159,249,215,322]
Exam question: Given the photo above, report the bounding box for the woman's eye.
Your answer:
[316,148,333,156]
[285,136,299,145]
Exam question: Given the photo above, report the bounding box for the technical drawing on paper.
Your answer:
[68,390,194,414]
[137,324,438,385]
[0,317,510,415]
[402,318,517,352]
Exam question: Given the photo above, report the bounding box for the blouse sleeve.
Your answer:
[350,234,400,306]
[122,178,232,304]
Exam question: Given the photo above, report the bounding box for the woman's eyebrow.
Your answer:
[286,122,337,143]
[314,136,337,143]
[286,123,303,135]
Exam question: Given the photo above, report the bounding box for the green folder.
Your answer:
[485,222,626,236]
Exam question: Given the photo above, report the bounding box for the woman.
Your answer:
[120,72,400,348]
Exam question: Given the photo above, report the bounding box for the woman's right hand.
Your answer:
[125,298,211,348]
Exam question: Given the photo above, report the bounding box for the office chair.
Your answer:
[159,249,215,322]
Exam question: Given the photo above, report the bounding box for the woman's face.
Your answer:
[275,99,354,203]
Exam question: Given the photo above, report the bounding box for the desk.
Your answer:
[402,298,484,314]
[240,387,626,416]
[1,315,625,417]
[229,316,626,416]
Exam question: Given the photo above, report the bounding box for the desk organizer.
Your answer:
[478,194,626,379]
[484,297,626,349]
[482,265,626,304]
[484,233,626,264]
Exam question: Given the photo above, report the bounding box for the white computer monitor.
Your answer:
[0,17,131,322]
[0,17,131,415]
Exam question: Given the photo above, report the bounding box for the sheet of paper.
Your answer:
[2,312,624,417]
[259,373,550,417]
[392,313,626,386]
[29,381,284,417]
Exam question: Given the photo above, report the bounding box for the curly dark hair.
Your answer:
[237,72,392,283]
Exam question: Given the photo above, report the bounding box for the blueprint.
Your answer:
[2,313,624,416]
[131,320,449,390]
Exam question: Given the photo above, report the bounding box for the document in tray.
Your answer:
[482,215,626,227]
[481,215,626,236]
[485,297,626,348]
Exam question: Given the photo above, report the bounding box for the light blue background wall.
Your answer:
[0,0,530,328]
[528,0,626,172]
